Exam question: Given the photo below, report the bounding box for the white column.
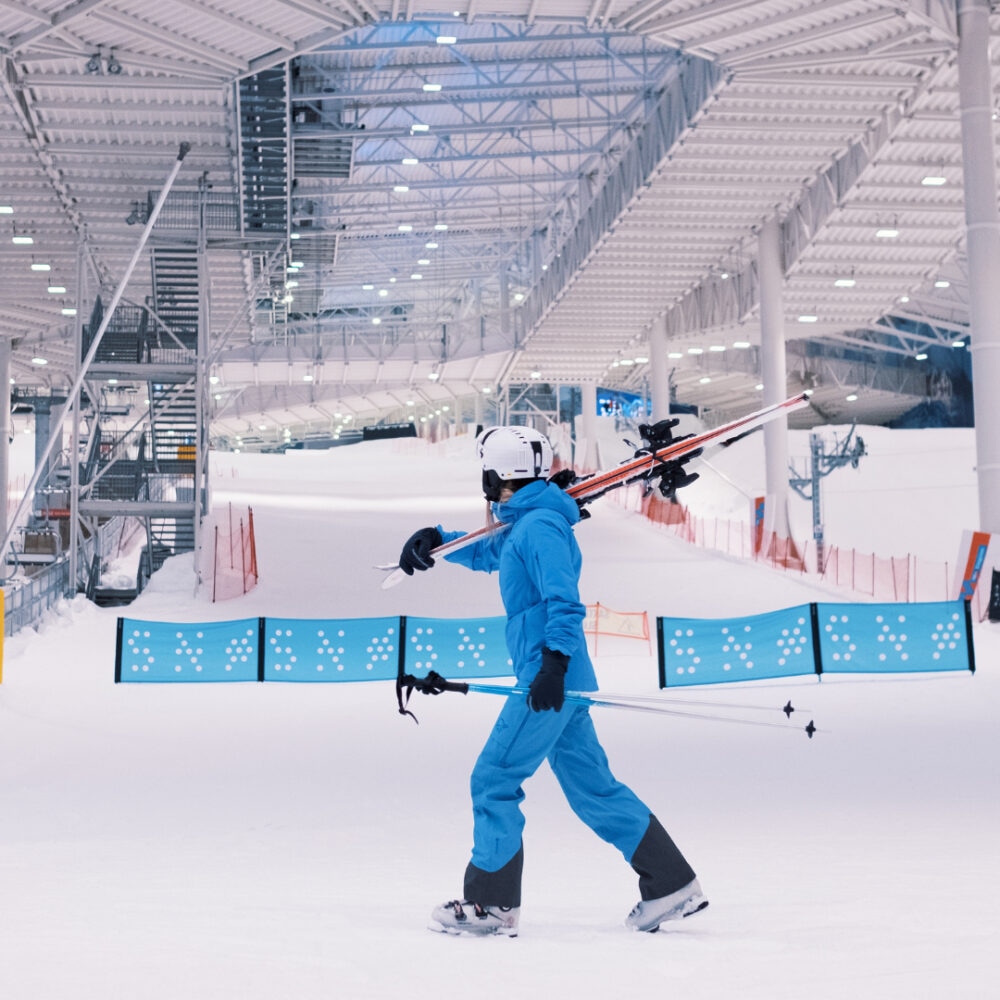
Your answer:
[958,0,1000,533]
[648,314,673,421]
[757,215,794,540]
[0,338,10,552]
[579,382,599,470]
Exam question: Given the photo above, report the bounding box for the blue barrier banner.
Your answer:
[117,618,260,682]
[263,616,400,682]
[815,600,973,674]
[658,606,817,688]
[404,615,512,679]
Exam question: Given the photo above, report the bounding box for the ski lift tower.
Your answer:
[789,425,866,572]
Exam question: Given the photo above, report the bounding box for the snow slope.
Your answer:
[0,429,996,1000]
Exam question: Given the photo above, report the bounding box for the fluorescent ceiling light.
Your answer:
[699,376,711,384]
[402,157,419,165]
[798,314,819,323]
[30,263,51,271]
[436,35,457,45]
[31,356,48,365]
[372,317,382,325]
[687,347,703,355]
[362,284,374,290]
[668,352,683,359]
[47,285,66,294]
[633,355,649,364]
[876,228,899,238]
[425,241,438,249]
[0,206,13,214]
[12,235,33,244]
[709,345,726,352]
[410,124,430,132]
[915,353,928,361]
[378,289,388,297]
[428,372,440,380]
[61,307,77,316]
[733,341,751,349]
[398,224,413,232]
[393,185,410,193]
[952,340,966,348]
[921,175,947,186]
[834,278,856,287]
[434,223,448,231]
[418,258,430,265]
[846,393,858,402]
[410,273,422,280]
[422,83,442,92]
[934,280,950,288]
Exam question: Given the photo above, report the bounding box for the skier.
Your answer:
[397,425,707,936]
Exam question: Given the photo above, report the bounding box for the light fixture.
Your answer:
[952,340,966,348]
[899,295,910,303]
[85,53,102,74]
[921,173,947,186]
[422,83,442,92]
[709,345,726,352]
[934,279,950,288]
[417,258,430,266]
[755,383,764,391]
[289,260,304,268]
[428,371,440,380]
[687,347,703,355]
[61,307,77,316]
[633,355,649,364]
[303,373,313,382]
[378,289,388,297]
[372,317,382,325]
[699,376,712,384]
[285,280,299,289]
[410,273,423,280]
[393,185,410,193]
[834,277,856,288]
[106,52,122,75]
[876,227,899,238]
[845,393,858,402]
[362,283,374,290]
[410,123,430,132]
[425,241,438,249]
[47,285,67,294]
[0,205,12,214]
[798,314,819,323]
[436,35,457,45]
[530,371,541,379]
[402,157,419,165]
[398,224,413,232]
[513,292,524,302]
[30,263,51,271]
[31,356,48,365]
[482,386,491,394]
[915,353,928,361]
[668,351,683,359]
[733,340,751,349]
[209,375,220,385]
[12,235,33,245]
[434,223,448,231]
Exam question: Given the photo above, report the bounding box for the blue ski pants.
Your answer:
[468,696,653,874]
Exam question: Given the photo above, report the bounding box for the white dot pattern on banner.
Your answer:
[409,625,440,672]
[124,626,255,674]
[269,625,395,673]
[824,613,860,663]
[930,612,963,661]
[668,617,810,678]
[409,623,513,672]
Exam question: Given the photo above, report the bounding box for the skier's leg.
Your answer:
[462,694,573,907]
[547,706,696,898]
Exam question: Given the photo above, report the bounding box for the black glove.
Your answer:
[399,526,443,575]
[528,647,569,712]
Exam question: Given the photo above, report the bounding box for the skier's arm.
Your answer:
[443,526,504,573]
[524,515,587,655]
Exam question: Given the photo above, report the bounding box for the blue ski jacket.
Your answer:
[441,479,598,692]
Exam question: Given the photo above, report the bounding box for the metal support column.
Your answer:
[0,337,10,554]
[757,215,795,543]
[958,0,1000,533]
[580,383,599,470]
[648,314,672,421]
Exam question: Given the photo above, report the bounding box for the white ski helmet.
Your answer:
[477,425,553,500]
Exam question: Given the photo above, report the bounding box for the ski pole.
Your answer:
[459,683,819,738]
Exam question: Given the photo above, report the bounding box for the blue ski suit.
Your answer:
[440,478,696,908]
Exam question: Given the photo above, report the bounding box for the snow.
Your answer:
[1,426,997,999]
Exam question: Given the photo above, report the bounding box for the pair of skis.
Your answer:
[379,392,810,589]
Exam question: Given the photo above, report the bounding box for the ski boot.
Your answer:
[429,899,519,937]
[625,878,708,932]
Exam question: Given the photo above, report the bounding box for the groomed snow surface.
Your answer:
[1,427,996,999]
